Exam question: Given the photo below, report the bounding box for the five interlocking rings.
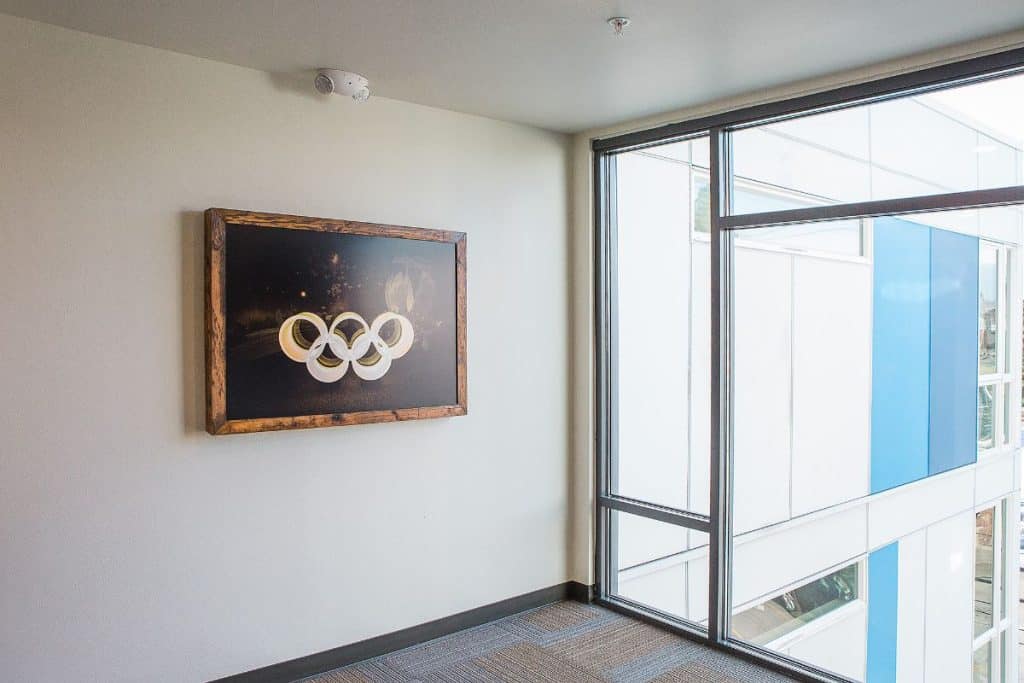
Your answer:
[278,312,415,382]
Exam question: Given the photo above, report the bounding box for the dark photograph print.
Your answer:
[205,209,466,434]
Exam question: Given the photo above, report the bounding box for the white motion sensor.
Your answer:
[314,69,370,101]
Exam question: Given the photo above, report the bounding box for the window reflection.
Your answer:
[974,509,994,638]
[979,386,995,450]
[732,564,859,645]
[972,640,991,683]
[979,245,999,376]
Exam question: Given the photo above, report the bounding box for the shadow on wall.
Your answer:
[264,71,324,102]
[181,210,206,434]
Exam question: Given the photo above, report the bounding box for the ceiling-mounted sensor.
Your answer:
[314,69,370,101]
[607,17,631,36]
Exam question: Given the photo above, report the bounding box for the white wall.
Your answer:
[0,14,571,683]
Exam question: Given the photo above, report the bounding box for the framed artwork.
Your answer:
[205,208,466,434]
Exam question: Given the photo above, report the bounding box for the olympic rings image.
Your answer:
[278,311,415,382]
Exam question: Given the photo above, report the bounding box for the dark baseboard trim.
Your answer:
[210,580,595,683]
[567,580,595,603]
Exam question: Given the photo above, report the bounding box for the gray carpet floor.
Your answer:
[302,601,797,682]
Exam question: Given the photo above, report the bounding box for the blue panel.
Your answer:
[867,543,899,683]
[871,218,930,492]
[929,229,979,474]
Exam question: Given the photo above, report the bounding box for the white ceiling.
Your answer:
[3,0,1024,133]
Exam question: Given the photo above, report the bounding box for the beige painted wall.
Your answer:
[0,14,571,682]
[567,29,1024,586]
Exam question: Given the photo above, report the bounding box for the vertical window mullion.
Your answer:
[606,154,619,499]
[987,503,1001,682]
[999,247,1008,376]
[594,149,614,600]
[993,502,1003,681]
[708,126,734,644]
[996,383,1005,451]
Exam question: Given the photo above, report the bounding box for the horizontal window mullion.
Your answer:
[598,494,711,532]
[720,184,1024,230]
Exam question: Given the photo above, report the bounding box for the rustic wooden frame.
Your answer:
[205,208,467,435]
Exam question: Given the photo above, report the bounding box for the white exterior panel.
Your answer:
[733,505,867,607]
[617,560,686,618]
[922,512,975,683]
[975,450,1016,505]
[689,241,711,516]
[791,258,871,517]
[614,152,691,510]
[732,247,793,534]
[785,607,867,681]
[867,468,974,550]
[896,530,927,683]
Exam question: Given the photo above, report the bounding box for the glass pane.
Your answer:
[728,213,1014,681]
[693,171,710,234]
[731,72,1024,212]
[730,221,873,530]
[973,641,992,683]
[612,136,710,514]
[733,219,863,256]
[698,177,865,257]
[980,385,995,450]
[976,508,995,637]
[610,509,708,626]
[732,564,859,645]
[980,243,1000,375]
[1000,630,1009,683]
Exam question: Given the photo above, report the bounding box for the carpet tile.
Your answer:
[302,602,797,683]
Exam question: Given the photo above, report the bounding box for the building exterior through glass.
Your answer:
[605,75,1024,683]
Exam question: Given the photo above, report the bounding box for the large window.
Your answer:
[973,503,1012,682]
[596,52,1023,683]
[603,137,713,623]
[979,242,1014,453]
